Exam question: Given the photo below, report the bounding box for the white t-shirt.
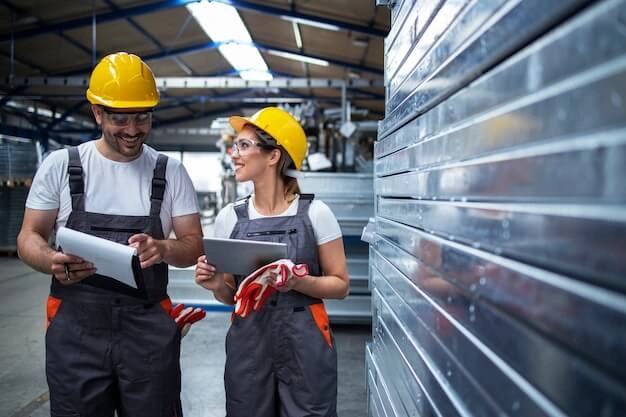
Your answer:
[213,194,342,245]
[26,141,199,236]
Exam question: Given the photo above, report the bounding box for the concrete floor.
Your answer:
[0,256,371,417]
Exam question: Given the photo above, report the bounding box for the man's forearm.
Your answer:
[17,231,56,275]
[161,234,203,267]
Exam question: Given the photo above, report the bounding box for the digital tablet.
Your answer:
[202,237,288,275]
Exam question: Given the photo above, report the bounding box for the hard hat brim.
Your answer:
[86,90,159,109]
[229,115,255,134]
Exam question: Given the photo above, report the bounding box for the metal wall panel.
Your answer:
[369,0,626,416]
[379,0,596,139]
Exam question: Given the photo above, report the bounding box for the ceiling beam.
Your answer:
[254,42,383,75]
[59,40,382,76]
[1,87,383,105]
[0,123,82,146]
[1,0,97,58]
[213,0,387,37]
[103,0,194,76]
[3,76,384,89]
[0,0,386,43]
[46,101,87,132]
[154,104,243,128]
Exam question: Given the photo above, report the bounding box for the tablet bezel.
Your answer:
[202,237,288,275]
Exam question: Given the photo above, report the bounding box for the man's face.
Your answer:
[92,105,153,161]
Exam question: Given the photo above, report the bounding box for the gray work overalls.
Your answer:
[225,194,338,417]
[45,147,182,417]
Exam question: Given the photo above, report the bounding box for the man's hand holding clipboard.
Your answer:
[51,247,96,285]
[56,227,143,289]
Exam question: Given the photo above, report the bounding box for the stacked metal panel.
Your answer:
[0,140,38,251]
[299,172,374,323]
[0,140,38,182]
[368,0,626,416]
[0,186,29,250]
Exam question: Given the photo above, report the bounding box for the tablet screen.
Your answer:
[202,237,287,275]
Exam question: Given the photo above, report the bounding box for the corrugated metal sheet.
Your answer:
[0,186,29,250]
[0,140,38,251]
[0,140,38,181]
[368,0,626,416]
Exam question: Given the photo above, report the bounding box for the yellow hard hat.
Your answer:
[229,107,307,170]
[86,52,159,108]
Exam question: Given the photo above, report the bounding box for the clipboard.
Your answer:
[203,237,287,275]
[56,227,144,291]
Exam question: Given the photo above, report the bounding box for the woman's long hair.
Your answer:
[254,126,301,199]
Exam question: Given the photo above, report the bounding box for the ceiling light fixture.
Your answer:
[268,50,329,67]
[280,16,340,32]
[292,22,303,49]
[186,1,273,81]
[352,37,369,47]
[242,97,304,103]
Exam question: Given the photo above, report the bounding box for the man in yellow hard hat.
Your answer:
[17,52,203,417]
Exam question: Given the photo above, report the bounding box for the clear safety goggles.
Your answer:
[102,107,153,127]
[230,138,275,156]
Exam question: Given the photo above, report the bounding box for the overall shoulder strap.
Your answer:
[150,154,168,216]
[233,195,251,220]
[67,147,85,211]
[296,193,314,216]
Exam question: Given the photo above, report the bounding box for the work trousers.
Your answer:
[225,302,337,417]
[46,297,182,417]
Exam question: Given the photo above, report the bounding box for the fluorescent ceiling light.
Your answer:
[239,70,273,81]
[268,50,329,67]
[187,1,272,81]
[242,97,304,103]
[281,16,340,31]
[292,22,303,49]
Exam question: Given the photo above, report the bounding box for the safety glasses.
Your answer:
[231,138,275,156]
[101,107,153,127]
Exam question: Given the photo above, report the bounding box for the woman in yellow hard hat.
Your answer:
[195,106,349,417]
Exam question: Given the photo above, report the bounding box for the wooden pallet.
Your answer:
[0,247,19,257]
[0,179,32,188]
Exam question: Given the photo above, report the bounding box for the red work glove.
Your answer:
[234,259,309,318]
[170,303,206,337]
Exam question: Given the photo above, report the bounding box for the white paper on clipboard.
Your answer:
[56,226,139,288]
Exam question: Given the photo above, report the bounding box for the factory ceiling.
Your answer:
[0,0,390,150]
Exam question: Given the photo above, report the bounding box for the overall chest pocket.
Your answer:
[89,225,145,243]
[246,228,300,260]
[246,228,297,239]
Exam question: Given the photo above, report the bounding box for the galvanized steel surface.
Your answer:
[369,0,626,416]
[378,0,597,139]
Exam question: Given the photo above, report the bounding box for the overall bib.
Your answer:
[225,194,338,417]
[45,147,182,417]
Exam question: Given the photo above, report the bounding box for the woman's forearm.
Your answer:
[292,274,349,300]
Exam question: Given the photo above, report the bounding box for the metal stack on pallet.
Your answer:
[368,1,626,416]
[299,172,374,324]
[0,140,38,253]
[168,172,375,323]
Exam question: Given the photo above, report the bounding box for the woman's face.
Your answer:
[231,125,276,182]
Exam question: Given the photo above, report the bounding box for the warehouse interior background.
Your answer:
[1,1,387,416]
[2,0,626,417]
